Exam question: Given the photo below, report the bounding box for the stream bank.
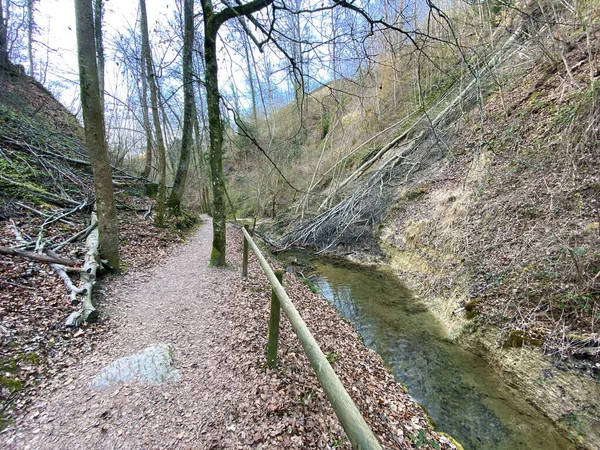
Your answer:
[282,250,572,450]
[376,221,600,450]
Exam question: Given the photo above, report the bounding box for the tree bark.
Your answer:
[140,50,153,179]
[167,0,194,214]
[80,212,100,322]
[74,0,120,270]
[93,0,105,111]
[202,6,227,266]
[140,0,167,226]
[0,1,9,69]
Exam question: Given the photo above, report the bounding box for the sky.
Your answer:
[36,0,177,111]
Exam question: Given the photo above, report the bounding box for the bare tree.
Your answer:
[93,0,105,110]
[140,0,168,226]
[200,0,276,266]
[167,0,195,214]
[74,0,120,270]
[27,0,34,75]
[140,48,154,179]
[0,1,8,68]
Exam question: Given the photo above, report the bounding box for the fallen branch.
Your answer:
[143,203,154,220]
[14,202,77,227]
[0,246,79,266]
[0,174,80,207]
[52,263,86,304]
[65,311,82,328]
[52,219,98,252]
[9,219,28,245]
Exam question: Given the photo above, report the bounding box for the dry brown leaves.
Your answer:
[2,220,453,449]
[0,201,182,430]
[221,227,454,449]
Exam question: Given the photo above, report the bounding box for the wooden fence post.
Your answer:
[242,224,249,278]
[267,269,283,368]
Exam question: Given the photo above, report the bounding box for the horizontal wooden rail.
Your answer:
[241,227,382,450]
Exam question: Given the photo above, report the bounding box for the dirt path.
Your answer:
[4,219,257,448]
[3,219,454,450]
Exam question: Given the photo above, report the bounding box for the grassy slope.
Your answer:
[237,8,600,448]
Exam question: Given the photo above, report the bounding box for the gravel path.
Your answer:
[3,219,454,450]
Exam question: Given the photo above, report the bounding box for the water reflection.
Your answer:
[287,253,570,450]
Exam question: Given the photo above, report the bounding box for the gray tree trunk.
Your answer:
[93,0,105,111]
[199,0,274,266]
[140,0,167,226]
[167,0,194,214]
[27,0,34,76]
[141,51,153,179]
[0,1,8,68]
[74,0,120,270]
[201,3,226,266]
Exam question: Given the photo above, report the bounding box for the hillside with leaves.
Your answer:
[0,67,184,430]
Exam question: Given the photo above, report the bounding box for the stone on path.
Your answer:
[91,343,180,389]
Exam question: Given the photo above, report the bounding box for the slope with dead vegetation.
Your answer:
[270,4,600,449]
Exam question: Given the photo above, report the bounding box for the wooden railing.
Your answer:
[241,226,382,450]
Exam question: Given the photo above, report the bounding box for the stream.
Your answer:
[282,251,571,450]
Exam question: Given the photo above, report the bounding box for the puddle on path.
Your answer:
[91,343,180,389]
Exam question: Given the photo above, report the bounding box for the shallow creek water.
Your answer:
[283,252,570,450]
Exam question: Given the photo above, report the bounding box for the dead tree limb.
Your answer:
[80,211,100,322]
[9,219,28,245]
[52,263,86,304]
[0,246,80,266]
[0,174,80,207]
[52,219,98,252]
[143,203,153,220]
[14,202,77,227]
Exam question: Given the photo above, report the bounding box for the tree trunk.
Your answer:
[80,212,100,322]
[203,11,227,266]
[167,0,194,214]
[199,0,275,266]
[241,27,258,123]
[141,51,153,179]
[140,0,167,226]
[93,0,105,111]
[65,211,101,326]
[27,0,34,76]
[74,0,120,270]
[0,1,9,69]
[192,102,208,212]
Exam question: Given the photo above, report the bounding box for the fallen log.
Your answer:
[80,212,100,322]
[65,311,82,328]
[0,246,79,266]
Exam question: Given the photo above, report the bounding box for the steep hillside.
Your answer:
[377,30,600,448]
[268,5,600,449]
[0,67,183,430]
